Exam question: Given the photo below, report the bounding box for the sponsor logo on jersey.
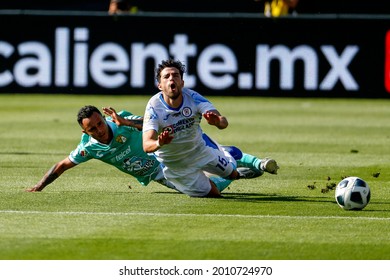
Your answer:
[115,145,132,161]
[163,126,174,134]
[163,117,195,134]
[123,157,156,175]
[96,151,104,158]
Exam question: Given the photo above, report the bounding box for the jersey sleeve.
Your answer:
[118,110,143,120]
[104,110,143,122]
[142,100,159,133]
[68,137,93,165]
[189,89,216,114]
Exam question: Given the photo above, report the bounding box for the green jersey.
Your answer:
[69,111,161,186]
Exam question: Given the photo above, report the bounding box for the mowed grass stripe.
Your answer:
[1,210,389,221]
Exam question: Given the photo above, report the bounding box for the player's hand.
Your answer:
[102,107,126,126]
[203,111,219,125]
[25,187,41,192]
[158,130,174,146]
[203,111,228,129]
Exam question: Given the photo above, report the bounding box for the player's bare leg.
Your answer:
[207,180,223,198]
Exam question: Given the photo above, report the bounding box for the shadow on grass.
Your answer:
[154,190,330,203]
[224,192,310,201]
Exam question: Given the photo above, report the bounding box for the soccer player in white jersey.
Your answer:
[142,59,279,198]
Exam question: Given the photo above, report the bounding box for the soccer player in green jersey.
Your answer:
[27,105,277,195]
[26,105,176,192]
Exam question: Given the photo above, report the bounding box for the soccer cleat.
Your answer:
[237,167,264,179]
[259,158,279,174]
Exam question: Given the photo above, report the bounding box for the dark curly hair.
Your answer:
[77,105,102,126]
[155,58,186,83]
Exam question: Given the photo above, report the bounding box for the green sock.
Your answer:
[210,176,232,192]
[237,153,262,170]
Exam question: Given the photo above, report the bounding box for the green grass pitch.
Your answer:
[0,93,389,260]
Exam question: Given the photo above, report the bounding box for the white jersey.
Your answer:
[143,88,217,166]
[143,88,236,196]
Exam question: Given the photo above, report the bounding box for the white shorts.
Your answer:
[162,145,236,197]
[153,165,177,190]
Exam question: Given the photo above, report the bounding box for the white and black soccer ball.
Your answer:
[335,176,371,210]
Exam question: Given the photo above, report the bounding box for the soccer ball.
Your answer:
[335,176,371,210]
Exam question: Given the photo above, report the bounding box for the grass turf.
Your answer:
[0,94,389,260]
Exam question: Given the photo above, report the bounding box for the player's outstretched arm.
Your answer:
[203,110,228,129]
[26,158,76,192]
[102,106,143,130]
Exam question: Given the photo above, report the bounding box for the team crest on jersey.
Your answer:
[116,135,127,143]
[181,107,192,117]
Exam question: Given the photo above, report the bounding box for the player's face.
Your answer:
[158,67,184,101]
[81,112,111,144]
